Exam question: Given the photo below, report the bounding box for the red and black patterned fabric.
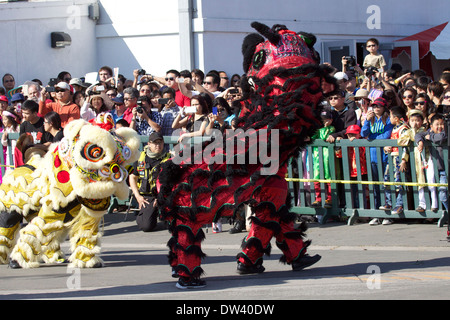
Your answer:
[157,22,337,281]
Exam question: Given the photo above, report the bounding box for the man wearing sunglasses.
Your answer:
[153,69,191,107]
[177,71,218,102]
[325,91,357,143]
[39,82,80,128]
[325,90,357,208]
[202,72,221,98]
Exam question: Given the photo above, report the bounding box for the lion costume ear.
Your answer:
[242,21,283,73]
[63,119,88,141]
[298,31,320,63]
[298,31,317,48]
[114,127,141,166]
[251,21,281,44]
[242,33,265,73]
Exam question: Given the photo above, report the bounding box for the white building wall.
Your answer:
[0,0,97,86]
[0,0,448,86]
[96,0,181,79]
[195,0,450,77]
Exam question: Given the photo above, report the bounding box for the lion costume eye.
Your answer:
[82,143,105,162]
[252,50,266,70]
[97,163,128,182]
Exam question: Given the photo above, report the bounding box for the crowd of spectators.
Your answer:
[0,67,242,151]
[314,38,450,225]
[0,66,244,231]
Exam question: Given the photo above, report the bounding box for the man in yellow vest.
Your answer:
[129,132,171,231]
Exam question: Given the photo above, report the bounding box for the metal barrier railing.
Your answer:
[287,139,448,227]
[1,132,447,226]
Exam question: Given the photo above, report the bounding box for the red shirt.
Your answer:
[122,105,136,124]
[348,147,367,178]
[175,89,191,107]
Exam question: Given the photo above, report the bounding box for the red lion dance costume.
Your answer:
[157,22,337,289]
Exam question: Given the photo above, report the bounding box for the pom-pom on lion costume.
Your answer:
[157,22,337,289]
[0,114,140,268]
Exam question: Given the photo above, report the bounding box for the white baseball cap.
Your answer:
[55,82,71,90]
[334,71,349,81]
[70,78,89,88]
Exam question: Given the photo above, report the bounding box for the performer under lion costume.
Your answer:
[0,114,140,268]
[157,22,337,289]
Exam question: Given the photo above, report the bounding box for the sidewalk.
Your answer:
[103,212,449,250]
[1,212,449,300]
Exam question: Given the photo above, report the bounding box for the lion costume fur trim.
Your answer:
[0,118,141,268]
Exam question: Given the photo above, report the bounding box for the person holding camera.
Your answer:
[178,76,216,102]
[341,56,364,76]
[39,82,79,128]
[172,94,209,143]
[121,87,140,124]
[205,97,233,136]
[129,132,171,232]
[218,86,243,108]
[80,92,113,121]
[159,87,181,137]
[363,38,386,73]
[149,90,163,111]
[130,95,162,135]
[145,69,191,107]
[334,72,356,110]
[361,98,393,213]
[133,68,146,88]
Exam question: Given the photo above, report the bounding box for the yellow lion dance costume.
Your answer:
[0,115,140,268]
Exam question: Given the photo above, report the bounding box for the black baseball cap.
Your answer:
[149,132,164,142]
[320,108,333,119]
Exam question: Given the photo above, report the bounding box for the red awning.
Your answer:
[392,22,449,59]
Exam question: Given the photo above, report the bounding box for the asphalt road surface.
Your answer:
[1,213,450,302]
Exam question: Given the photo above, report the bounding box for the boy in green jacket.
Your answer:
[311,109,335,209]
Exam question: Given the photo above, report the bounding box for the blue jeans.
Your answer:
[385,156,404,208]
[439,170,448,211]
[371,161,387,209]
